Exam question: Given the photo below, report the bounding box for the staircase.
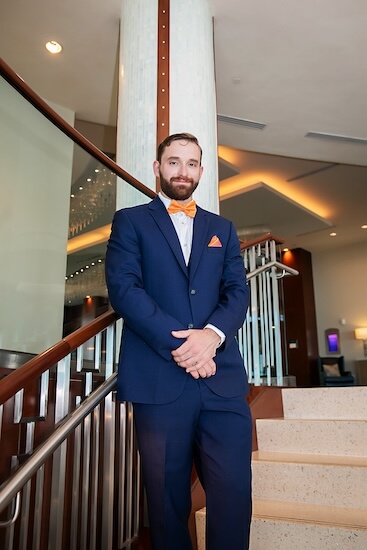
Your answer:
[195,387,367,549]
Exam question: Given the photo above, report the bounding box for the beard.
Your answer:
[159,171,199,201]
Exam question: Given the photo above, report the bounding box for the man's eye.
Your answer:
[170,161,177,165]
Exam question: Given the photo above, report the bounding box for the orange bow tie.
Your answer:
[167,200,197,218]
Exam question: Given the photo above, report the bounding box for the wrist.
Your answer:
[204,327,221,347]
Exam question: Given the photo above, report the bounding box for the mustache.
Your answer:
[170,176,194,184]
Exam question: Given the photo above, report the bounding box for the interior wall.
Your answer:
[74,119,116,156]
[0,77,74,354]
[312,241,367,375]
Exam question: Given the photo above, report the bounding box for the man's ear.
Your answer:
[199,166,204,179]
[153,160,160,177]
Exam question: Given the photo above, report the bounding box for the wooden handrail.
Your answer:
[240,233,285,251]
[0,58,287,407]
[0,57,156,201]
[0,310,120,406]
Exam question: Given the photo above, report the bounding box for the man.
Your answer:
[105,133,252,549]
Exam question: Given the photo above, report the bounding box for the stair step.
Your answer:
[195,501,367,550]
[252,451,367,509]
[282,387,367,420]
[256,418,367,456]
[251,499,367,550]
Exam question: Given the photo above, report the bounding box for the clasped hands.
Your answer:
[171,328,220,379]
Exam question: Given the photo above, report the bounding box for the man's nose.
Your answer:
[178,164,188,177]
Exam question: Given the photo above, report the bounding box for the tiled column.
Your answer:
[117,0,218,213]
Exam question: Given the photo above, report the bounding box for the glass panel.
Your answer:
[64,144,117,336]
[0,73,140,356]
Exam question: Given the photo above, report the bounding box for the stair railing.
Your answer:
[0,245,298,549]
[240,234,298,387]
[0,312,143,550]
[0,57,298,549]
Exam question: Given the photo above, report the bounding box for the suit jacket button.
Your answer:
[188,323,194,329]
[190,289,196,295]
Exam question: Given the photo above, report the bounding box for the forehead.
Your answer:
[162,140,201,161]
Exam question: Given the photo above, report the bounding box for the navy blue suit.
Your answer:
[106,196,252,549]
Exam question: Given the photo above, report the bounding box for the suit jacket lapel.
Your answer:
[189,207,209,280]
[149,197,188,276]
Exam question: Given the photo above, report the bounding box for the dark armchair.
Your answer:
[317,356,355,386]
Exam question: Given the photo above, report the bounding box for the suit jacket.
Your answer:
[105,196,249,404]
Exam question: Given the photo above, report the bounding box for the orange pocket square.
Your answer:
[208,235,222,247]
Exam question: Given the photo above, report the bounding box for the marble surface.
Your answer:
[252,452,367,509]
[282,387,367,420]
[250,517,367,549]
[196,501,367,550]
[195,387,367,549]
[256,418,367,456]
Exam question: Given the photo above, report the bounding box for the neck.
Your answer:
[160,191,193,204]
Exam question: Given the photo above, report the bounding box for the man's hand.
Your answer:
[171,328,221,378]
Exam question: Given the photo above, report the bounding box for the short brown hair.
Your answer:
[157,133,202,164]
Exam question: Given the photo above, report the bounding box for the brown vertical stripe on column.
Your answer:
[156,0,170,191]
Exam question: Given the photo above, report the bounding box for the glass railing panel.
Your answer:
[0,72,144,358]
[64,143,117,336]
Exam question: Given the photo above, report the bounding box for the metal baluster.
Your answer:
[272,263,284,385]
[125,402,134,546]
[80,372,92,550]
[13,389,24,424]
[18,422,35,550]
[117,402,127,548]
[48,356,71,550]
[32,465,45,550]
[70,397,82,550]
[4,456,19,550]
[94,332,101,372]
[39,370,49,420]
[76,344,83,373]
[89,404,100,550]
[133,442,141,541]
[101,324,116,549]
[266,269,275,372]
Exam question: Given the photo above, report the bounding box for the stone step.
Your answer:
[252,451,367,509]
[281,387,367,420]
[251,499,367,550]
[256,417,367,456]
[195,500,367,550]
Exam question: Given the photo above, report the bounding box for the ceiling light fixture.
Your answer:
[45,41,63,54]
[361,224,367,229]
[330,232,337,237]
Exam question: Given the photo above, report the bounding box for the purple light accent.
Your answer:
[327,333,339,353]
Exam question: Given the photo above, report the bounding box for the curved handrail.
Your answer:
[240,233,285,250]
[247,260,299,280]
[0,57,156,201]
[0,58,292,405]
[0,310,120,406]
[0,373,117,514]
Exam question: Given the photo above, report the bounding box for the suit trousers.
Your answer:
[133,376,252,550]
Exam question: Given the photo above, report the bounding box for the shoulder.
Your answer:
[113,197,160,220]
[197,206,234,228]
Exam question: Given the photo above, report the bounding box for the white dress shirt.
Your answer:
[159,193,225,346]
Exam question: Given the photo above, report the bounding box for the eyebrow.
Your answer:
[166,156,199,163]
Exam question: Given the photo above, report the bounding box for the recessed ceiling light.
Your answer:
[283,248,289,252]
[45,41,62,54]
[330,232,337,237]
[361,224,367,230]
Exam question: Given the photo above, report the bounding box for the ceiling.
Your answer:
[1,0,367,254]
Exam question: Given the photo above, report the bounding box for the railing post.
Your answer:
[48,355,71,550]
